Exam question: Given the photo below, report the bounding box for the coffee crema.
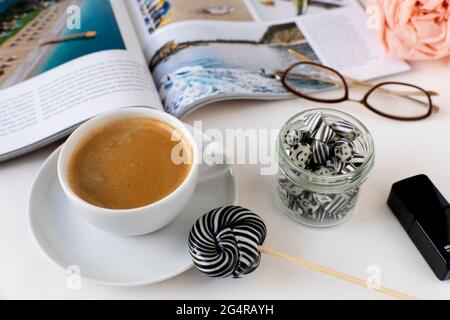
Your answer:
[67,117,193,210]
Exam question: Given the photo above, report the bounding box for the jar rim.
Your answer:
[278,108,375,190]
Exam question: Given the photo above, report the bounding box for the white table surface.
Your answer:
[1,59,450,300]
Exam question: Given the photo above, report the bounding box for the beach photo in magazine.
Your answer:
[0,0,125,90]
[136,0,255,34]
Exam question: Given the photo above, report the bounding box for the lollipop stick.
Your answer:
[259,246,416,300]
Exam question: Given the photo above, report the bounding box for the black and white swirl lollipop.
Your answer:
[188,206,266,278]
[188,206,415,300]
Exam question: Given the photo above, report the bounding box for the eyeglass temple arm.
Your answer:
[402,96,440,113]
[349,79,438,97]
[287,49,438,98]
[285,70,439,112]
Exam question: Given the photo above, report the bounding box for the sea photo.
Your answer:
[147,20,331,116]
[0,0,125,90]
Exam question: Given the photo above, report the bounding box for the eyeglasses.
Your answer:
[276,50,439,121]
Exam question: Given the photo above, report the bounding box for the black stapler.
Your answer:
[388,175,450,280]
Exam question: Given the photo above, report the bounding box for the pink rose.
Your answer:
[372,0,450,61]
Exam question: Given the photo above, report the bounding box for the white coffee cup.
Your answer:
[57,107,230,236]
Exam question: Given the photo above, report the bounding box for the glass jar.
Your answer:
[276,109,375,228]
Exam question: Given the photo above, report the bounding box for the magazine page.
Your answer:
[145,20,321,117]
[295,3,407,80]
[0,0,161,161]
[126,1,410,118]
[128,0,353,41]
[128,0,256,44]
[244,0,354,21]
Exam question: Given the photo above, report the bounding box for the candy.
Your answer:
[313,123,334,144]
[289,119,308,133]
[284,129,302,147]
[278,185,289,204]
[341,164,357,174]
[313,194,333,205]
[333,140,354,163]
[189,207,411,299]
[299,196,320,216]
[323,195,348,216]
[331,120,358,141]
[312,140,330,165]
[278,174,291,189]
[350,153,365,166]
[278,171,358,224]
[289,143,312,168]
[304,111,323,132]
[278,186,303,214]
[278,111,371,227]
[282,112,363,175]
[315,166,334,176]
[346,190,359,209]
[287,196,303,214]
[329,134,340,144]
[188,206,267,278]
[326,157,345,174]
[317,209,328,223]
[287,184,303,197]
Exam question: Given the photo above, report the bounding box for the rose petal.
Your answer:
[371,0,450,61]
[413,16,447,43]
[398,0,417,25]
[419,0,445,11]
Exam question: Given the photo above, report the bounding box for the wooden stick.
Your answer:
[259,246,416,300]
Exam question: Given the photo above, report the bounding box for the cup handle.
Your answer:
[198,140,232,183]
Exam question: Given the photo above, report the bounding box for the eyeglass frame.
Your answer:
[279,61,436,121]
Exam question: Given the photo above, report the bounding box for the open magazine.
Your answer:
[0,0,410,161]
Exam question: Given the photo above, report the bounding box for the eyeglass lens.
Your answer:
[365,84,431,119]
[284,63,346,101]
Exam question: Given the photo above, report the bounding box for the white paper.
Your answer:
[296,3,411,79]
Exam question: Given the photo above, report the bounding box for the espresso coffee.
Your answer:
[67,117,193,209]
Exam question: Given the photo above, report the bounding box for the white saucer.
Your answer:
[28,140,237,287]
